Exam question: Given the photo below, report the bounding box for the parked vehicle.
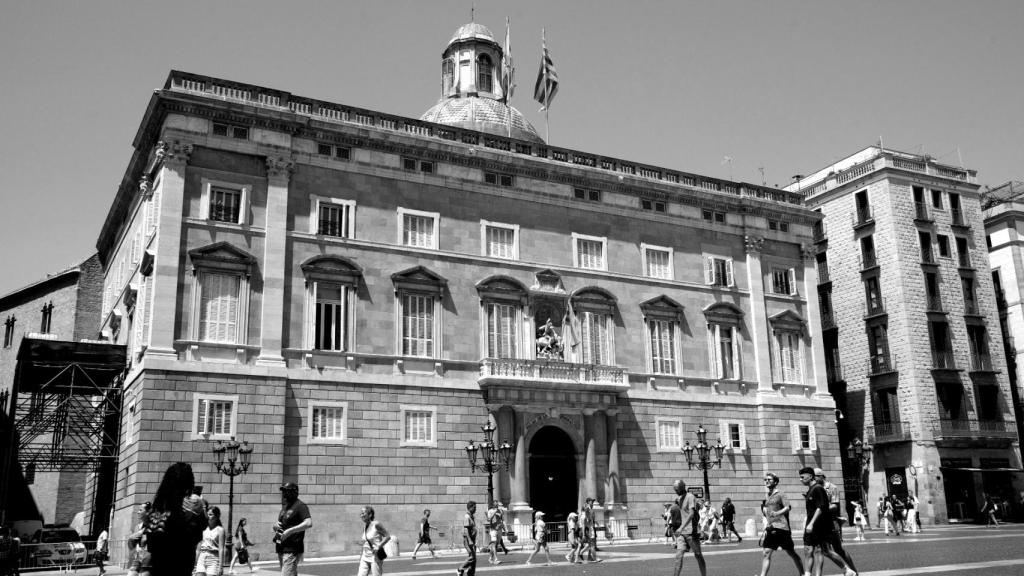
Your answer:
[24,527,88,567]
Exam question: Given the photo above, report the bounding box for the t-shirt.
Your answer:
[804,484,831,534]
[677,493,699,537]
[463,513,476,543]
[277,499,311,554]
[822,480,840,520]
[722,502,735,521]
[668,503,682,531]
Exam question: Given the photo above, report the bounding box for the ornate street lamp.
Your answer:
[681,424,726,501]
[213,437,253,565]
[846,437,872,505]
[465,421,513,508]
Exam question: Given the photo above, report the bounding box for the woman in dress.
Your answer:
[852,501,867,541]
[358,506,391,576]
[193,506,226,576]
[524,511,552,565]
[228,517,254,573]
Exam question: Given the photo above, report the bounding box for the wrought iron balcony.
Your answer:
[950,207,968,228]
[926,296,945,313]
[826,362,843,384]
[932,418,1018,439]
[958,252,973,269]
[977,420,1018,438]
[813,222,827,243]
[478,358,629,390]
[872,421,911,444]
[934,418,973,438]
[818,267,832,284]
[970,353,994,372]
[864,297,886,318]
[854,205,874,228]
[914,201,932,221]
[931,350,957,370]
[963,300,981,316]
[318,218,344,237]
[821,311,836,330]
[869,354,895,375]
[921,250,937,265]
[861,253,878,270]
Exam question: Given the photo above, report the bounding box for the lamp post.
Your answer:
[846,437,872,506]
[680,424,726,501]
[212,437,253,566]
[464,421,513,508]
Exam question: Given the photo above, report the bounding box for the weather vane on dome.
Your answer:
[470,1,475,22]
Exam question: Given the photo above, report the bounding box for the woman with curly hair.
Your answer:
[138,462,207,576]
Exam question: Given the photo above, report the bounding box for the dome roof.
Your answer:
[421,98,544,144]
[449,22,497,46]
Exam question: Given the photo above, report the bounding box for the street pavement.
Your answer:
[30,524,1024,576]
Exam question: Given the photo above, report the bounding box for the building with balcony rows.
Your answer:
[96,22,844,556]
[794,148,1022,524]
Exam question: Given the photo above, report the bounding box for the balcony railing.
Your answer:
[970,353,994,372]
[821,311,836,330]
[914,201,932,221]
[927,295,944,313]
[951,207,968,227]
[870,354,895,375]
[931,350,957,370]
[818,267,831,284]
[813,222,827,243]
[865,297,886,318]
[921,250,937,265]
[873,421,911,443]
[933,418,1019,439]
[854,205,874,227]
[479,358,628,387]
[317,219,344,237]
[978,420,1018,437]
[964,300,981,315]
[827,362,843,384]
[935,418,973,438]
[958,252,973,269]
[861,253,878,270]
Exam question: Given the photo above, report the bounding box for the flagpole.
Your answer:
[543,28,549,143]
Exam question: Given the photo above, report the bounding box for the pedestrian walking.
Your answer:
[663,503,674,545]
[194,507,226,576]
[411,509,436,560]
[815,468,858,574]
[524,511,552,565]
[140,462,207,576]
[579,498,602,562]
[565,511,582,563]
[800,467,856,576]
[126,502,151,576]
[229,518,254,574]
[757,472,804,576]
[893,495,906,534]
[875,496,885,530]
[882,497,896,535]
[95,527,109,575]
[485,501,502,565]
[493,504,509,555]
[274,482,312,576]
[905,496,918,534]
[981,495,1000,527]
[357,506,390,576]
[852,502,866,541]
[456,500,477,576]
[671,479,707,576]
[721,497,742,542]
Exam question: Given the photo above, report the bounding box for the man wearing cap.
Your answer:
[274,482,312,576]
[815,468,858,575]
[672,479,707,576]
[800,468,855,576]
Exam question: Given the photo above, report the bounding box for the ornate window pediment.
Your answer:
[188,242,256,274]
[531,269,565,294]
[769,309,806,334]
[392,265,447,295]
[571,287,617,313]
[703,301,744,326]
[640,295,684,321]
[476,276,528,302]
[301,255,362,285]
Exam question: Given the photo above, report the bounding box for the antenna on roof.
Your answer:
[471,0,475,22]
[722,156,734,181]
[956,146,964,169]
[758,165,766,186]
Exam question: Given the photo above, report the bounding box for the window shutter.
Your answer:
[197,399,208,435]
[708,324,719,379]
[790,422,800,453]
[725,259,735,287]
[788,268,797,295]
[719,421,729,449]
[808,424,817,451]
[704,257,715,285]
[738,421,747,449]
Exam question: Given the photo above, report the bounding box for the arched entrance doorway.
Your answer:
[529,426,577,522]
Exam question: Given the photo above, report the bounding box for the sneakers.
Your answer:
[845,570,858,576]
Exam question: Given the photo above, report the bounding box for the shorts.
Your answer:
[675,533,701,554]
[762,528,795,551]
[802,529,833,548]
[193,551,221,576]
[418,534,432,544]
[489,529,499,541]
[279,552,302,576]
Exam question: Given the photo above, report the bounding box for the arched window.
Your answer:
[442,58,454,94]
[477,54,493,93]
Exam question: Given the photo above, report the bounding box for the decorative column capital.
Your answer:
[266,155,295,180]
[800,243,817,260]
[138,175,152,199]
[155,140,193,168]
[582,408,597,416]
[744,235,765,254]
[605,408,619,417]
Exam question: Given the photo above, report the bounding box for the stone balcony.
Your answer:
[478,358,630,392]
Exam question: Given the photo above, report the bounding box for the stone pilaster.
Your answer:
[583,408,598,502]
[802,244,829,395]
[744,235,774,391]
[146,141,192,358]
[604,409,620,508]
[496,406,514,505]
[256,155,293,366]
[510,410,529,510]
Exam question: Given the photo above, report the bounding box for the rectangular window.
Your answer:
[399,208,439,249]
[212,123,249,140]
[309,402,348,443]
[956,237,970,267]
[198,272,240,343]
[574,234,607,270]
[643,245,673,279]
[482,221,518,260]
[208,186,243,223]
[193,394,237,439]
[401,406,437,447]
[403,157,417,171]
[579,311,611,365]
[776,331,801,383]
[703,209,726,223]
[648,319,676,374]
[315,199,355,238]
[3,317,15,348]
[40,302,53,334]
[574,188,601,202]
[938,235,951,258]
[709,323,739,379]
[719,421,746,450]
[868,324,891,372]
[656,419,683,451]
[401,293,435,357]
[314,283,348,351]
[484,171,514,187]
[485,302,518,359]
[704,257,734,287]
[771,267,797,295]
[931,189,943,209]
[147,187,161,236]
[641,199,667,212]
[790,421,817,452]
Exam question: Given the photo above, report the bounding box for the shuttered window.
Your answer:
[648,319,676,374]
[580,311,611,365]
[402,293,435,357]
[704,257,734,287]
[199,272,240,343]
[314,283,348,351]
[196,396,235,438]
[656,419,682,450]
[311,405,346,441]
[486,302,518,359]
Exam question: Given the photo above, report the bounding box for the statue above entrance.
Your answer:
[536,318,564,360]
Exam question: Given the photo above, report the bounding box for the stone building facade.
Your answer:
[0,254,103,525]
[97,23,843,556]
[795,148,1022,523]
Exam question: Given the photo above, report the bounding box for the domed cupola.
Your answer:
[421,22,544,144]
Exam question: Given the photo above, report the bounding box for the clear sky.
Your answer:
[1,0,1022,296]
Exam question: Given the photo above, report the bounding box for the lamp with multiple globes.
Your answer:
[212,437,254,565]
[465,421,513,508]
[680,424,726,500]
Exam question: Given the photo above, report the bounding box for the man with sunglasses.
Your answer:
[758,472,804,576]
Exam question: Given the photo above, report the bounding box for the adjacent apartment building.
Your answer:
[97,22,844,555]
[794,148,1022,523]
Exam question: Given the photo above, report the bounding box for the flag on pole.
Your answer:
[501,17,515,102]
[533,30,558,111]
